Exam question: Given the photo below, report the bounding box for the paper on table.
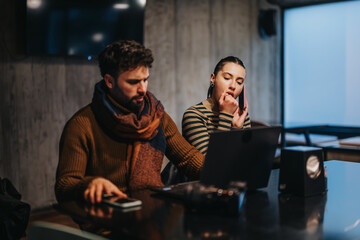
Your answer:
[339,136,360,147]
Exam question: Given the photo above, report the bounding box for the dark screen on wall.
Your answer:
[26,0,145,57]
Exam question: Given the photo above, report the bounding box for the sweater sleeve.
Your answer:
[182,107,210,155]
[182,107,233,155]
[162,112,205,180]
[243,112,251,128]
[55,116,95,202]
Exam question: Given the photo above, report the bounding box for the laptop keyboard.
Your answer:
[159,181,200,196]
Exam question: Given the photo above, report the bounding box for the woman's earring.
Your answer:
[210,82,215,88]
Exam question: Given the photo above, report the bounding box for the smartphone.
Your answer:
[238,90,245,110]
[102,195,142,209]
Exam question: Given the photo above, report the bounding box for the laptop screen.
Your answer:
[199,126,282,189]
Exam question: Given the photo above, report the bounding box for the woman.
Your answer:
[182,56,251,155]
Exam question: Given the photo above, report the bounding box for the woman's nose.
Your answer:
[229,80,236,90]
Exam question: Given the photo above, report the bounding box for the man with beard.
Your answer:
[55,40,204,204]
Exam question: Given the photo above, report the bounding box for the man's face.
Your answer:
[106,65,149,112]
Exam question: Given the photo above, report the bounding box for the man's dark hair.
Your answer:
[207,56,245,98]
[98,40,154,79]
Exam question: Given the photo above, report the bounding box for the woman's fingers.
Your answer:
[219,90,238,115]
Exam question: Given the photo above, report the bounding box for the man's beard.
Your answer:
[111,86,144,112]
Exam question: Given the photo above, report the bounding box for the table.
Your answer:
[282,125,360,162]
[58,160,360,239]
[317,141,360,162]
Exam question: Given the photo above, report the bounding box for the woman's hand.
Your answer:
[218,90,238,115]
[232,100,248,129]
[84,177,127,204]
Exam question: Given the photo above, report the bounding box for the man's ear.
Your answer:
[104,74,114,89]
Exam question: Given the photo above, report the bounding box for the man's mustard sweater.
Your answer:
[55,105,204,202]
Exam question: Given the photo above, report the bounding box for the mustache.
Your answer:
[133,92,145,98]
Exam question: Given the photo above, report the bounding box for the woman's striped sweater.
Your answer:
[182,98,251,155]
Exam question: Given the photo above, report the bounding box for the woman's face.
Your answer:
[211,62,246,102]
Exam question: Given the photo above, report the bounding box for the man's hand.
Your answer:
[232,102,248,128]
[218,90,238,115]
[84,177,127,204]
[84,204,114,219]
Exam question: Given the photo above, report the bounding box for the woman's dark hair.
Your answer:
[207,56,245,98]
[98,40,154,79]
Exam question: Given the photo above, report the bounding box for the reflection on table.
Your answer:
[57,160,360,240]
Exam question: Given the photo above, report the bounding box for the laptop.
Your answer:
[152,126,282,198]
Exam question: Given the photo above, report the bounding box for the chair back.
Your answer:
[28,222,108,240]
[251,120,270,128]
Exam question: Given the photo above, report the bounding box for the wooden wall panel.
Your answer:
[174,0,212,127]
[248,0,281,123]
[0,58,98,209]
[144,0,177,120]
